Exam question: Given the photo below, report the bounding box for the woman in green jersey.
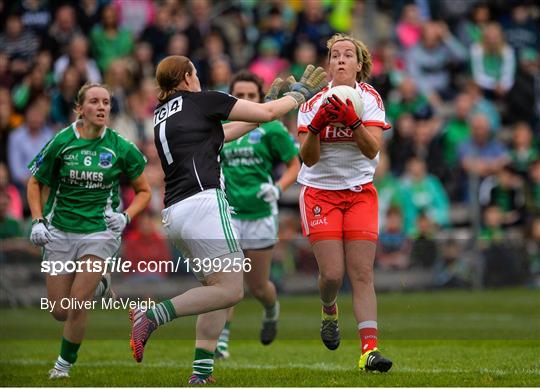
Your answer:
[27,83,151,379]
[216,70,300,357]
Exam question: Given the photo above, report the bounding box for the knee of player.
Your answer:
[349,269,374,286]
[320,273,343,288]
[51,308,68,322]
[249,285,267,300]
[232,285,244,305]
[224,284,244,306]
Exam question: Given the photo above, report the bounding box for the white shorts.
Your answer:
[43,225,121,275]
[161,189,243,281]
[231,215,278,250]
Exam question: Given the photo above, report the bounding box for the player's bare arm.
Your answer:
[228,96,297,123]
[223,121,259,142]
[124,173,151,221]
[276,156,301,192]
[298,132,321,167]
[27,176,46,220]
[351,125,383,160]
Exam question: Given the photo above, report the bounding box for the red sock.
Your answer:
[358,324,378,353]
[322,303,337,315]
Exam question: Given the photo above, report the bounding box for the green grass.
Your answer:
[1,288,539,386]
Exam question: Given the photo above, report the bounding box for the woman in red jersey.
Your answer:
[297,33,392,372]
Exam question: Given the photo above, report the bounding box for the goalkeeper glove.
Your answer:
[264,76,295,102]
[284,65,328,106]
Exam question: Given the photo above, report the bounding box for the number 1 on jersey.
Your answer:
[154,96,183,165]
[159,121,173,165]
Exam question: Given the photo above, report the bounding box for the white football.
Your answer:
[322,85,364,128]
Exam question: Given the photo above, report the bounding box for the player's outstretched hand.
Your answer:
[264,76,296,102]
[327,95,362,129]
[257,183,281,203]
[30,220,52,246]
[308,103,336,135]
[285,65,328,106]
[105,211,130,234]
[264,78,284,102]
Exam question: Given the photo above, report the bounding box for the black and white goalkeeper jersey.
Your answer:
[153,90,237,207]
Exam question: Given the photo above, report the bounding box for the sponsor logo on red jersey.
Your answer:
[320,126,354,142]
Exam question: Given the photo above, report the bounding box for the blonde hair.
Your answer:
[326,33,372,82]
[156,55,193,102]
[74,83,113,119]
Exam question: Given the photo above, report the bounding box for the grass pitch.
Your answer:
[0,288,539,386]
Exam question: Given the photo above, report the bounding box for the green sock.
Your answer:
[192,348,214,378]
[59,337,81,364]
[217,322,231,352]
[145,299,177,326]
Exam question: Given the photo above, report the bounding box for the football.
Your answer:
[322,85,364,128]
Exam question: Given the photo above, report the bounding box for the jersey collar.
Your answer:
[327,80,360,90]
[71,120,108,139]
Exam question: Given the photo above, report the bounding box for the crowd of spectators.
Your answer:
[0,0,539,288]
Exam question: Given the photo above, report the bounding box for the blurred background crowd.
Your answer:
[0,0,539,298]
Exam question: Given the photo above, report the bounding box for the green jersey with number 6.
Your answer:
[28,122,147,233]
[220,120,298,220]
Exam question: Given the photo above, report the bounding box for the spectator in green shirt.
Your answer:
[470,22,516,99]
[527,159,540,215]
[400,156,450,236]
[510,122,539,177]
[386,77,431,125]
[90,4,134,72]
[441,93,473,167]
[374,151,403,231]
